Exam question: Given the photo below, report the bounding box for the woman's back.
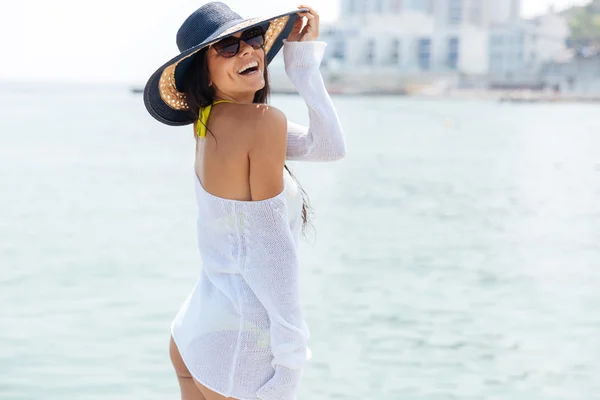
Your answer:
[194,103,288,203]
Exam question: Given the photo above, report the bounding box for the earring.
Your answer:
[209,81,213,87]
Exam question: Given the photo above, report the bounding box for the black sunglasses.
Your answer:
[211,27,265,58]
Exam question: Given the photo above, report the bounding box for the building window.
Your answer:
[352,0,364,14]
[366,39,376,64]
[407,0,427,11]
[390,38,401,64]
[469,0,482,25]
[489,52,503,71]
[448,0,462,24]
[346,0,355,15]
[418,37,431,70]
[390,0,403,13]
[490,35,503,46]
[333,40,346,61]
[447,37,459,69]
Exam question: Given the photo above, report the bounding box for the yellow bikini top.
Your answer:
[197,99,233,138]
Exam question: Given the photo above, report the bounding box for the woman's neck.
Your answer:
[213,91,255,104]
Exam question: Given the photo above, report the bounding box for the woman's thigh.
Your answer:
[169,336,206,400]
[169,336,236,400]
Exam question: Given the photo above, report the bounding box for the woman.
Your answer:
[143,2,346,399]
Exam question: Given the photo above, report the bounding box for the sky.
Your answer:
[0,0,592,84]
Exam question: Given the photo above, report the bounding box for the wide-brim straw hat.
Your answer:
[144,2,306,126]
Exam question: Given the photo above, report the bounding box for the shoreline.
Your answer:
[269,88,600,103]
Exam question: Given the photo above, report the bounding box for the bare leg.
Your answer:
[194,380,236,400]
[169,336,206,400]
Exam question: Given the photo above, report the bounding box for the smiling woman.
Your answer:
[142,2,345,400]
[204,27,269,106]
[180,51,271,146]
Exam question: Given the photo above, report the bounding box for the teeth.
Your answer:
[238,61,258,74]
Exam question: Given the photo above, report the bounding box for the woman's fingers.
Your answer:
[300,5,319,37]
[299,4,319,21]
[296,12,314,19]
[292,4,319,41]
[287,11,308,41]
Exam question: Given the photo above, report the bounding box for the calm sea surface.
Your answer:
[1,83,599,400]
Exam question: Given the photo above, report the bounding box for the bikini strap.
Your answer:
[197,100,234,138]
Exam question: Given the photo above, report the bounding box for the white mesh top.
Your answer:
[171,39,346,400]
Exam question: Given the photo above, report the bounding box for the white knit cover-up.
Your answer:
[171,40,346,400]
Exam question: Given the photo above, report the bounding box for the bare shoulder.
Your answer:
[240,104,288,201]
[235,103,287,147]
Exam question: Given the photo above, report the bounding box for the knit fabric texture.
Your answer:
[171,39,346,400]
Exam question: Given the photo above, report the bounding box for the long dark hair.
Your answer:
[182,47,313,235]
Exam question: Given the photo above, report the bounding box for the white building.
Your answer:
[488,11,570,86]
[489,0,521,24]
[542,52,600,95]
[319,0,521,91]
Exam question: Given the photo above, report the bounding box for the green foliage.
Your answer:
[562,0,600,40]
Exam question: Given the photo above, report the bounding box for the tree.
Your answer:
[561,0,600,43]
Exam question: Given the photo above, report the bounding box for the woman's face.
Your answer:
[206,28,266,102]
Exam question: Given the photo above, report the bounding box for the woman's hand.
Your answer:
[287,4,320,42]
